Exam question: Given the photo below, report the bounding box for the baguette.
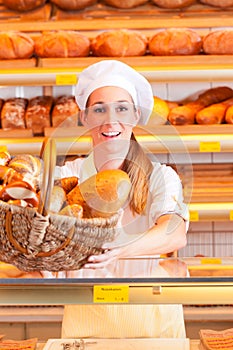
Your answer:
[196,97,233,124]
[225,105,233,124]
[168,86,233,125]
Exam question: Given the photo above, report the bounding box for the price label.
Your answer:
[199,141,221,152]
[0,146,7,152]
[201,258,222,265]
[93,285,129,303]
[56,74,77,85]
[230,211,233,221]
[189,210,199,222]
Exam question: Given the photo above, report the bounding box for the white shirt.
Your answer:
[47,153,188,339]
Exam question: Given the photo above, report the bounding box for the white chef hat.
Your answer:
[75,59,154,125]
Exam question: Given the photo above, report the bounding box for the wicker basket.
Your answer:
[0,139,119,272]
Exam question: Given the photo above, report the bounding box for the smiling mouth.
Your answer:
[101,131,121,137]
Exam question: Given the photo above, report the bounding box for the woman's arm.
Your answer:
[83,213,187,270]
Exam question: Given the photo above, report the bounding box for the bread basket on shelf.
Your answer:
[0,138,120,272]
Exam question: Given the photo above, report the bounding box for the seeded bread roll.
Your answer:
[199,0,233,7]
[52,95,79,128]
[25,96,53,135]
[151,0,196,8]
[91,29,148,57]
[1,98,28,130]
[104,0,148,8]
[203,30,233,55]
[0,32,34,59]
[35,31,90,58]
[149,28,202,56]
[50,0,97,10]
[2,0,46,11]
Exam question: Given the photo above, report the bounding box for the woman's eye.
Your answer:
[93,106,105,113]
[116,105,128,112]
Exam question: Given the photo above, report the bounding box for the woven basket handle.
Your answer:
[38,137,56,216]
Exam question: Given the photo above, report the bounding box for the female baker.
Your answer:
[45,60,189,338]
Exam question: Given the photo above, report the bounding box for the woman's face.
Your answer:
[80,86,140,170]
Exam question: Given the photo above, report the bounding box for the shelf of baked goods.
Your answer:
[1,56,233,81]
[1,1,233,31]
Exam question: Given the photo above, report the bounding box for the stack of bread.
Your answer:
[0,151,41,209]
[199,328,233,350]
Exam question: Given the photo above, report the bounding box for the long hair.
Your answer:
[121,133,153,216]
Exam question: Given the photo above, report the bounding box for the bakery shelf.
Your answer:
[0,277,232,306]
[0,2,233,31]
[1,57,233,85]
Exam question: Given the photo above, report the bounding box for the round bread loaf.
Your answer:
[199,0,233,7]
[203,30,233,55]
[0,32,34,59]
[34,31,90,58]
[149,28,202,56]
[91,29,148,57]
[151,0,196,8]
[2,0,46,11]
[50,0,97,10]
[104,0,148,8]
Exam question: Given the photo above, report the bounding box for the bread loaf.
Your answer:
[196,97,233,124]
[50,0,97,10]
[149,28,202,56]
[225,105,233,124]
[199,0,233,7]
[52,95,79,127]
[151,0,196,8]
[2,0,46,11]
[1,98,28,130]
[67,169,131,218]
[203,30,233,55]
[25,96,53,135]
[104,0,148,8]
[0,32,34,59]
[91,29,148,57]
[168,86,233,125]
[35,31,90,58]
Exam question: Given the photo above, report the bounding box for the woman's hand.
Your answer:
[83,247,123,270]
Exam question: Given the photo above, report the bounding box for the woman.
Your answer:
[49,60,189,338]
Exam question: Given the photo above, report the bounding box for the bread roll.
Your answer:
[199,0,233,7]
[54,176,79,194]
[67,169,131,218]
[52,95,79,128]
[2,0,46,11]
[151,0,196,8]
[1,98,27,130]
[104,0,148,8]
[9,154,41,178]
[203,30,233,55]
[196,97,233,124]
[168,86,233,125]
[225,105,233,124]
[149,28,202,56]
[50,0,97,10]
[59,204,83,218]
[49,186,67,213]
[91,29,148,57]
[25,96,53,135]
[35,31,90,58]
[0,32,34,59]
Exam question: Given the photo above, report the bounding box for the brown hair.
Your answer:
[121,133,153,216]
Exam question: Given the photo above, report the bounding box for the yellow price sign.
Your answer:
[56,74,77,85]
[201,258,222,265]
[189,210,199,222]
[199,141,221,152]
[230,211,233,221]
[93,285,129,303]
[0,146,7,152]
